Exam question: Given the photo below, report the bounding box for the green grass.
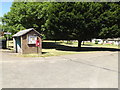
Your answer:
[14,49,97,57]
[83,42,119,49]
[50,40,119,49]
[41,49,86,57]
[6,40,119,57]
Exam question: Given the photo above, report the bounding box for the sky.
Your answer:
[0,1,13,17]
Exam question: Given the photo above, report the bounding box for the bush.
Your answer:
[95,40,99,44]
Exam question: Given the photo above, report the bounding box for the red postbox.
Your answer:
[36,39,40,47]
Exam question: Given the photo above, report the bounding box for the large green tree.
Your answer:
[42,2,120,48]
[42,2,103,48]
[98,2,120,38]
[3,2,49,34]
[3,2,120,48]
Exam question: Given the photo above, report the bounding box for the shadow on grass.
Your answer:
[42,42,120,52]
[83,44,93,46]
[42,52,48,54]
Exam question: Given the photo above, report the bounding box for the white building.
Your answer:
[92,39,103,44]
[92,38,120,45]
[105,38,120,45]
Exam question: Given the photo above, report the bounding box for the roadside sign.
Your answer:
[4,32,12,35]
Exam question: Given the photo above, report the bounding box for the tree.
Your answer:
[42,2,120,48]
[2,2,49,35]
[3,2,120,49]
[98,2,120,38]
[42,2,103,48]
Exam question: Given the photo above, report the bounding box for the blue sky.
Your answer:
[1,1,13,17]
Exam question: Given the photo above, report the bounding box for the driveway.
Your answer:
[0,50,119,88]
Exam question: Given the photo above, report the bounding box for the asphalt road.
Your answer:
[0,50,119,88]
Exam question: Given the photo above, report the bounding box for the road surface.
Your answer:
[0,50,119,88]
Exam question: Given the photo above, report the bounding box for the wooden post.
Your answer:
[37,46,38,54]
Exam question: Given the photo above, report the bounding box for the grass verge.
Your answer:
[6,40,119,57]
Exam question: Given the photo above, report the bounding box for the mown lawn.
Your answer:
[6,40,119,57]
[49,40,119,49]
[82,42,119,49]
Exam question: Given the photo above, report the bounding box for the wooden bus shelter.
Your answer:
[13,28,42,54]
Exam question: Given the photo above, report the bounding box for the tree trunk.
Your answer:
[78,40,82,49]
[67,40,68,44]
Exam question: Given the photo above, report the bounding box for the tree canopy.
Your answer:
[2,2,120,48]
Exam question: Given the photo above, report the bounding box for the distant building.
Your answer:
[92,39,103,44]
[105,38,120,45]
[92,38,120,45]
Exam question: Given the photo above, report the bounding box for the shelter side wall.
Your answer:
[21,31,42,54]
[13,38,16,52]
